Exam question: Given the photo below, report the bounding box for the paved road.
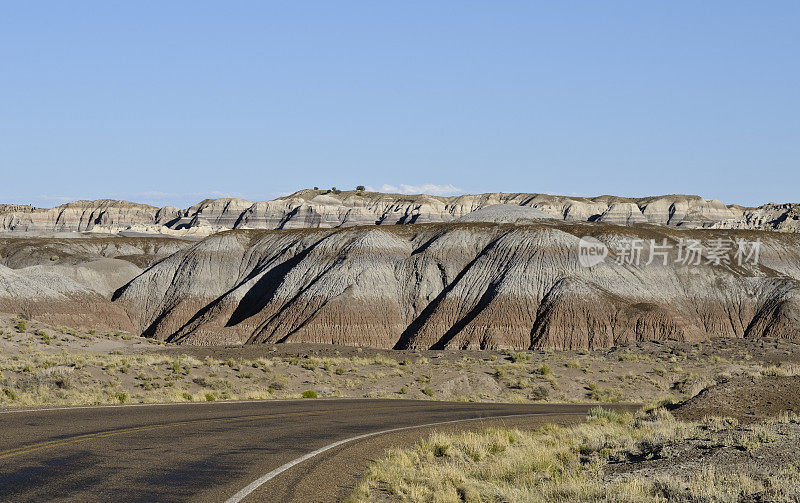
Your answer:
[0,400,628,502]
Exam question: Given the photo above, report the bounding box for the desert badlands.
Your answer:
[3,189,800,502]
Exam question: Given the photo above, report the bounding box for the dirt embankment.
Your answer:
[674,375,800,423]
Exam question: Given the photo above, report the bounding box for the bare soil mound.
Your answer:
[674,375,800,422]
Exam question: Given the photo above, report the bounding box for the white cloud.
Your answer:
[124,190,251,201]
[368,183,464,196]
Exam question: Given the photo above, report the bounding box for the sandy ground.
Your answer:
[3,313,800,408]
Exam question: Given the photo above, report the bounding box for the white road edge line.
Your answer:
[225,411,585,503]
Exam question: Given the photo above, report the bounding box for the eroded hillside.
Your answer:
[0,236,190,330]
[109,221,800,349]
[2,216,799,350]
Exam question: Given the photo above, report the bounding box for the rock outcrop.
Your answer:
[0,263,134,331]
[0,236,191,330]
[2,190,800,235]
[0,200,178,233]
[598,203,648,225]
[112,221,800,350]
[3,193,800,349]
[454,204,555,223]
[0,236,187,269]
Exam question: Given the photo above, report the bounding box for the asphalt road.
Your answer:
[0,400,628,502]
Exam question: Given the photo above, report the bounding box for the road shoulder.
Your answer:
[246,414,589,503]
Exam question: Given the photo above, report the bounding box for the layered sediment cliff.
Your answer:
[112,221,800,350]
[2,190,799,235]
[3,195,800,349]
[0,236,190,330]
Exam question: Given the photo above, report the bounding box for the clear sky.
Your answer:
[1,1,798,208]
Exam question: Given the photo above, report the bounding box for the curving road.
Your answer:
[0,400,630,502]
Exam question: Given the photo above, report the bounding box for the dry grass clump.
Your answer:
[754,363,800,377]
[0,350,276,407]
[5,315,800,409]
[348,408,800,502]
[586,381,622,402]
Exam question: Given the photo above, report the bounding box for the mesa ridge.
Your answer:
[2,190,799,235]
[2,190,799,350]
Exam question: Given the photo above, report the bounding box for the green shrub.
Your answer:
[432,442,450,457]
[301,390,318,399]
[644,395,677,412]
[509,378,530,389]
[672,373,703,394]
[529,385,549,401]
[205,393,216,401]
[54,375,71,389]
[422,387,434,397]
[701,416,738,432]
[181,392,193,401]
[35,330,52,344]
[742,428,778,451]
[15,320,26,333]
[586,382,622,402]
[534,364,552,376]
[509,352,530,363]
[268,379,286,391]
[114,392,128,404]
[587,406,621,423]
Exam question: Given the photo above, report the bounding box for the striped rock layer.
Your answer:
[111,222,800,350]
[2,191,800,235]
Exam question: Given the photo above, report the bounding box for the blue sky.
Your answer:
[1,1,798,208]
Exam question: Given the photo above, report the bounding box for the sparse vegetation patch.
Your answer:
[2,315,800,409]
[348,408,800,502]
